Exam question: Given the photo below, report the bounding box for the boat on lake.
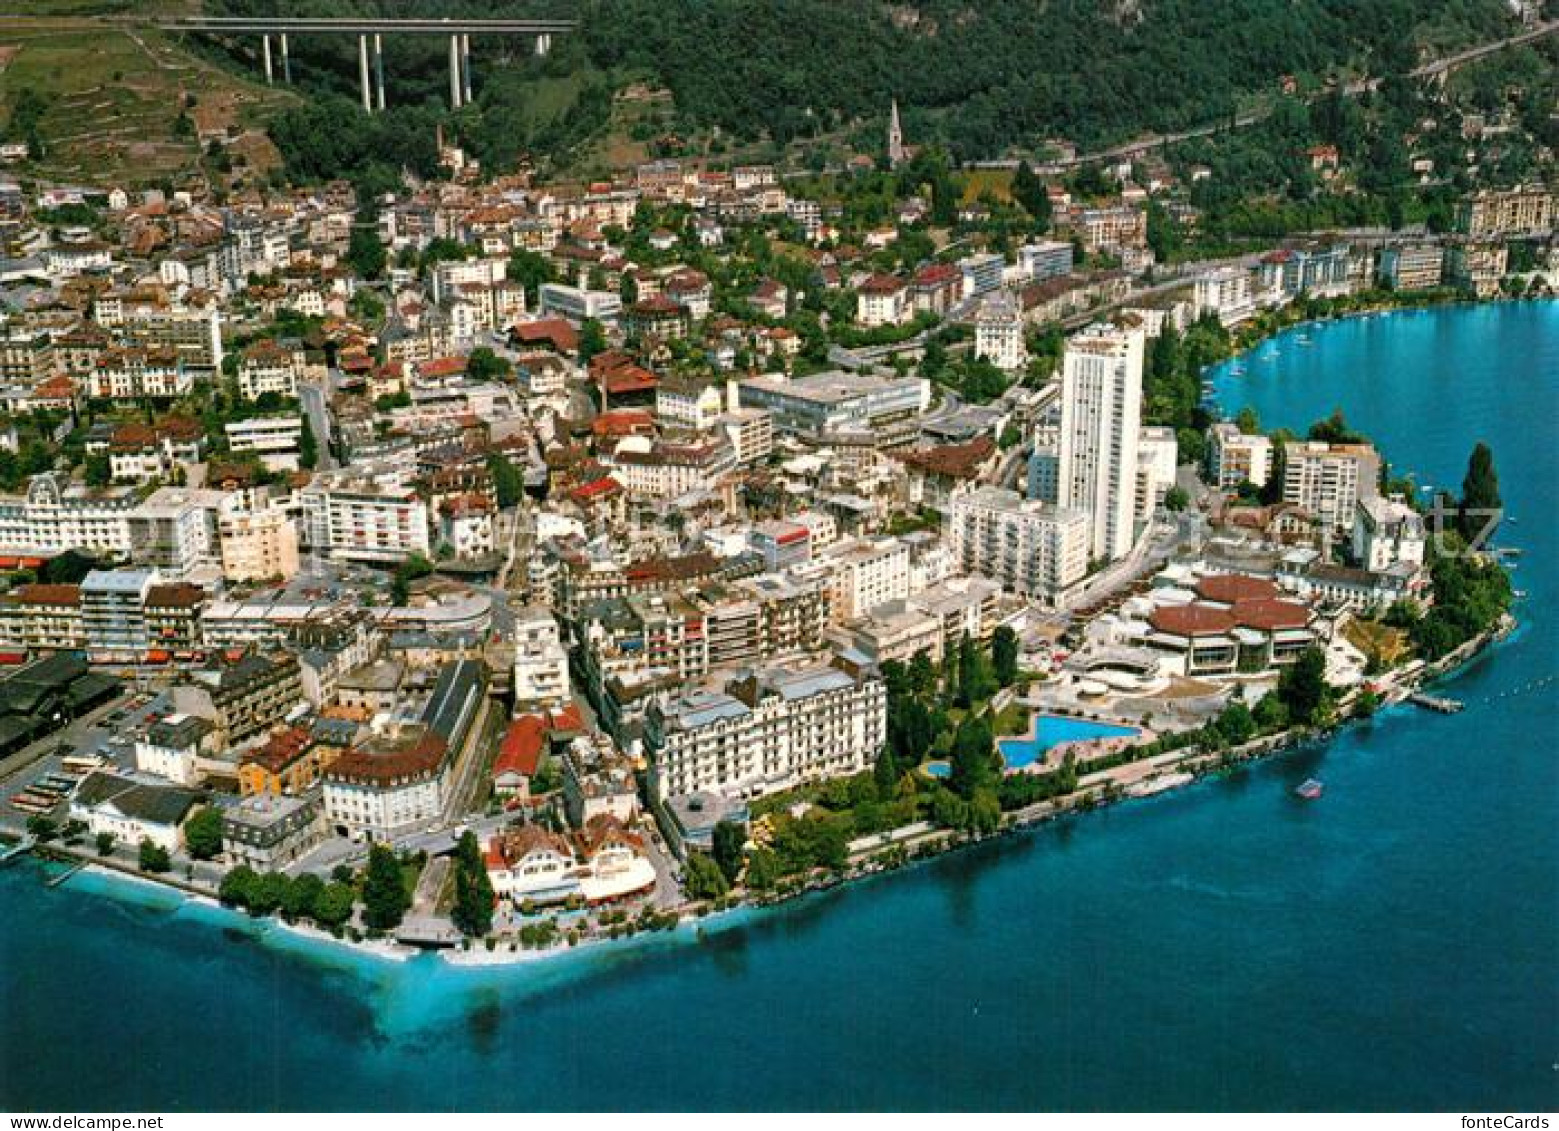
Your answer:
[1295,779,1324,801]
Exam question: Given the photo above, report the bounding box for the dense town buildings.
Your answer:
[0,94,1539,953]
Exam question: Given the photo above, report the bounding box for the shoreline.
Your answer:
[16,610,1510,975]
[11,300,1532,977]
[1215,292,1557,375]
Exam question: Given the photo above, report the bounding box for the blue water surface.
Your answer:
[998,714,1140,769]
[1,302,1555,1112]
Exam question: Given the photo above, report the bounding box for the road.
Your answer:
[298,378,337,471]
[970,21,1556,174]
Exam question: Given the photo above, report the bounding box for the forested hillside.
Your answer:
[210,0,1520,184]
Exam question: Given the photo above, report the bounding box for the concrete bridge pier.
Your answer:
[261,33,273,83]
[462,34,473,105]
[280,33,291,84]
[535,33,551,56]
[373,33,386,110]
[448,33,462,108]
[358,34,371,112]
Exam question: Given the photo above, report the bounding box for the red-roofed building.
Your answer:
[857,273,911,327]
[1143,587,1316,677]
[493,715,547,798]
[912,262,963,315]
[510,318,579,355]
[591,409,655,439]
[1194,574,1280,606]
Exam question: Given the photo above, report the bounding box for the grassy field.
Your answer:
[0,14,292,187]
[1345,619,1412,667]
[959,167,1014,205]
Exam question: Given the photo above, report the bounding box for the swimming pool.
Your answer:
[997,714,1140,770]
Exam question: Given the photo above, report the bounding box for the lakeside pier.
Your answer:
[1407,692,1465,714]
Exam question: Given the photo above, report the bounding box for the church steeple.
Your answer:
[887,98,905,167]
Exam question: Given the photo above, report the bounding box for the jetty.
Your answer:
[1408,692,1464,714]
[44,860,86,887]
[0,834,36,867]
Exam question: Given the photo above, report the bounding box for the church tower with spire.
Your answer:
[887,99,905,167]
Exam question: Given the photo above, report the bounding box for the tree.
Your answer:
[744,846,782,891]
[219,865,259,907]
[1011,161,1052,230]
[711,820,746,885]
[486,452,524,508]
[991,625,1019,688]
[184,806,225,860]
[1457,442,1501,545]
[948,715,998,799]
[1253,692,1289,734]
[361,843,410,930]
[250,871,292,916]
[1276,646,1330,727]
[577,318,607,366]
[94,831,116,856]
[506,249,556,304]
[1164,485,1190,512]
[83,453,111,487]
[138,838,171,873]
[298,413,318,470]
[1215,700,1257,745]
[286,873,325,922]
[466,347,511,383]
[346,220,386,281]
[451,830,495,938]
[313,881,357,928]
[683,853,729,901]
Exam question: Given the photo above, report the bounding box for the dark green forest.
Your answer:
[208,0,1523,184]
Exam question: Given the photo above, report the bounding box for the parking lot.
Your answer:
[0,684,175,837]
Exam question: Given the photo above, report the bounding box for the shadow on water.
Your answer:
[466,989,503,1054]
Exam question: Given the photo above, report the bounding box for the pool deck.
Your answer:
[997,713,1154,775]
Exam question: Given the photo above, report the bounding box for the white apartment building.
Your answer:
[0,475,215,575]
[1018,240,1073,283]
[1194,267,1256,326]
[322,731,449,840]
[856,275,911,327]
[646,664,886,803]
[218,490,300,582]
[89,347,192,400]
[974,290,1027,372]
[656,378,725,431]
[511,605,571,711]
[1282,441,1381,532]
[607,437,738,499]
[1058,324,1145,562]
[816,536,910,622]
[237,341,302,400]
[946,486,1090,604]
[298,468,432,564]
[429,256,508,304]
[1135,426,1179,520]
[959,252,1006,299]
[1352,497,1426,573]
[225,415,304,471]
[133,714,209,787]
[1208,422,1273,490]
[538,283,622,325]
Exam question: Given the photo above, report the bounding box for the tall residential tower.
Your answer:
[1058,324,1145,563]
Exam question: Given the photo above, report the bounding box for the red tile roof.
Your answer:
[1195,574,1279,605]
[511,318,579,353]
[1148,604,1237,638]
[602,366,659,396]
[493,715,546,780]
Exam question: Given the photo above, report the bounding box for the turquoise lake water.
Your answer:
[1,301,1555,1111]
[998,715,1141,769]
